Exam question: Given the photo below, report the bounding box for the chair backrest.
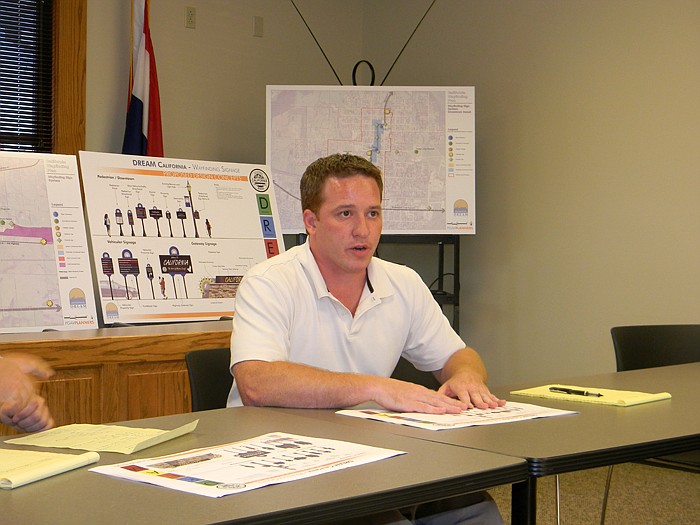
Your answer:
[185,348,233,411]
[611,324,700,372]
[391,356,441,390]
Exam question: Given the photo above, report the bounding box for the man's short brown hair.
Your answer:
[300,153,383,214]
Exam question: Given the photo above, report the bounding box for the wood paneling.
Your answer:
[39,367,101,425]
[121,362,191,421]
[0,321,231,435]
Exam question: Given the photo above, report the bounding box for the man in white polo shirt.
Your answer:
[228,153,504,524]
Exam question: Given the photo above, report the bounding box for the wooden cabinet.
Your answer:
[0,321,231,436]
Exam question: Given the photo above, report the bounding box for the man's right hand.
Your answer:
[0,354,55,433]
[2,353,55,380]
[0,394,54,433]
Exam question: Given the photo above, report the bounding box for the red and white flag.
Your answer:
[122,0,163,156]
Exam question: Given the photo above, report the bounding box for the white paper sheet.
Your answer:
[91,432,404,497]
[338,401,576,430]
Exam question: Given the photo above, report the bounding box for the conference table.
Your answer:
[273,363,700,525]
[1,406,527,524]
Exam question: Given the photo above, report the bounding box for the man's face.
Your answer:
[303,174,382,279]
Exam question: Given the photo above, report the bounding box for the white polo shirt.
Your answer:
[226,241,465,406]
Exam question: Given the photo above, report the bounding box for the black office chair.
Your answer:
[611,324,700,372]
[185,348,233,411]
[390,357,441,390]
[600,324,700,524]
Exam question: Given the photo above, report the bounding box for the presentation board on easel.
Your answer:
[267,85,475,235]
[0,152,98,332]
[79,151,284,325]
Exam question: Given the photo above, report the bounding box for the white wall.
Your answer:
[86,0,130,153]
[362,0,700,383]
[87,0,700,385]
[87,0,365,162]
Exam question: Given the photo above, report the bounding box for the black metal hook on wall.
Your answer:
[352,60,376,86]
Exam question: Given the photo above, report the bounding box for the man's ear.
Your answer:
[302,209,318,233]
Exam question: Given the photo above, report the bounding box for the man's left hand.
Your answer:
[435,347,506,409]
[437,372,505,409]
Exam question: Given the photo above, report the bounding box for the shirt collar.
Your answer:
[298,241,330,298]
[298,240,393,300]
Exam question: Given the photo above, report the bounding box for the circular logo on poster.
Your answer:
[217,483,247,490]
[249,169,270,192]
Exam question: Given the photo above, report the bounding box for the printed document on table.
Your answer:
[337,402,576,430]
[91,432,405,497]
[6,420,198,454]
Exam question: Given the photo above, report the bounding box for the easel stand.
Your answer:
[379,234,460,332]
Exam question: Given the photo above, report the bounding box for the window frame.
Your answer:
[53,0,86,154]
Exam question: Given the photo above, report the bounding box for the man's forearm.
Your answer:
[233,360,471,413]
[233,360,378,408]
[437,347,488,384]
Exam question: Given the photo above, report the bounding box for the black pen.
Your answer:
[549,386,603,397]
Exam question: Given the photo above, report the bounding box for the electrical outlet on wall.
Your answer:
[253,16,264,38]
[185,6,196,29]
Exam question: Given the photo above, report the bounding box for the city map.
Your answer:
[267,86,476,234]
[0,153,97,332]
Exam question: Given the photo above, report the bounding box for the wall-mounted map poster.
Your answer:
[0,152,98,332]
[267,85,476,234]
[79,151,283,325]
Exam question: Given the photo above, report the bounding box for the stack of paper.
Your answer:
[6,420,199,454]
[1,419,199,489]
[0,449,99,489]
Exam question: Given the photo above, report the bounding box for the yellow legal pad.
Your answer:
[510,384,672,406]
[0,449,99,489]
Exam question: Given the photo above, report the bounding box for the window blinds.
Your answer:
[0,0,53,152]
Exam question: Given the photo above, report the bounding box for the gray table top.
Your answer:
[274,363,700,477]
[1,406,527,525]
